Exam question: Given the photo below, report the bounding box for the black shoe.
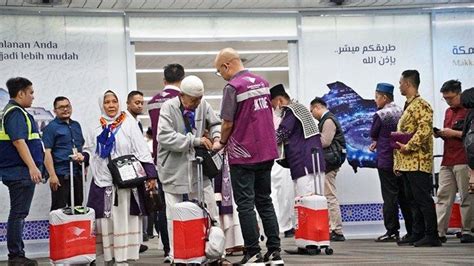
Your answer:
[397,234,422,246]
[413,236,442,247]
[263,249,284,265]
[143,234,149,242]
[8,256,38,266]
[284,228,295,238]
[439,236,447,243]
[400,234,411,241]
[139,244,148,253]
[284,248,308,255]
[330,231,346,241]
[375,232,399,242]
[460,234,474,243]
[234,250,264,265]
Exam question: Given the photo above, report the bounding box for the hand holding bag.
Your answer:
[390,132,414,149]
[144,188,166,212]
[107,154,148,188]
[194,147,223,178]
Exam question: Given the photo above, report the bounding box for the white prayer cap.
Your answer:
[181,75,204,97]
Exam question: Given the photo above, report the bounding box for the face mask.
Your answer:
[273,105,283,117]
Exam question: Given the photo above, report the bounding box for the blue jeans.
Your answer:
[230,160,280,253]
[3,179,36,258]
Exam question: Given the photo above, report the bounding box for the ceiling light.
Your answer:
[136,67,289,74]
[143,95,222,102]
[135,50,288,56]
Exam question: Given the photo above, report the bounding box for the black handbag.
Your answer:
[145,188,166,212]
[180,105,223,178]
[107,154,148,188]
[195,147,222,179]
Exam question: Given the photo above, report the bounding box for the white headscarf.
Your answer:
[99,90,121,124]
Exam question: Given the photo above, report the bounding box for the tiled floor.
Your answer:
[28,234,474,265]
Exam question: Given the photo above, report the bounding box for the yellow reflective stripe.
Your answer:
[0,105,38,141]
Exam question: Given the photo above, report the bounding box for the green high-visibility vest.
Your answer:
[0,103,41,141]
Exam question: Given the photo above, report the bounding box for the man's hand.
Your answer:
[49,175,61,191]
[29,166,42,184]
[200,137,213,150]
[438,128,457,138]
[212,141,224,152]
[369,141,377,152]
[71,152,85,163]
[396,142,410,154]
[146,179,157,191]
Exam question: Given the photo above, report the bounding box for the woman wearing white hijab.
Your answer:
[84,90,157,265]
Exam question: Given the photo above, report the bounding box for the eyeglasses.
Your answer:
[442,93,459,102]
[214,57,238,77]
[55,105,71,110]
[215,64,225,77]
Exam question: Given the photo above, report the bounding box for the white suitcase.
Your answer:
[294,148,333,255]
[49,158,96,264]
[171,157,208,264]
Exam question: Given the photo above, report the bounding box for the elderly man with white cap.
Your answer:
[157,75,221,262]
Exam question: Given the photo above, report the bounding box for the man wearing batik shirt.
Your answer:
[394,70,441,247]
[369,83,412,242]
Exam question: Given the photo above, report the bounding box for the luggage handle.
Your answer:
[69,155,86,215]
[196,156,205,207]
[311,147,323,195]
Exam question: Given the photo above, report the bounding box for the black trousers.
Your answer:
[378,169,413,235]
[50,175,83,211]
[230,160,280,252]
[147,182,170,253]
[402,171,438,237]
[147,210,170,252]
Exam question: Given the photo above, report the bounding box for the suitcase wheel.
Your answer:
[306,246,321,255]
[325,247,334,255]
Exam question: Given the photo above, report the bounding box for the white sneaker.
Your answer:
[163,255,172,263]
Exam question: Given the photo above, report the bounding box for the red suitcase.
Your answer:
[49,158,96,264]
[294,148,333,255]
[171,157,209,264]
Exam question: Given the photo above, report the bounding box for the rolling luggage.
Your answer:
[49,157,96,264]
[294,148,333,255]
[171,157,209,264]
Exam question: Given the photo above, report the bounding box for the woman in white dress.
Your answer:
[84,90,157,265]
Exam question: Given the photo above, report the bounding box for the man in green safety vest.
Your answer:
[0,77,44,266]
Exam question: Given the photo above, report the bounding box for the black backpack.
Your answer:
[463,119,474,167]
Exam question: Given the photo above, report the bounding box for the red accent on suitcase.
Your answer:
[173,217,207,260]
[49,220,96,261]
[295,206,330,242]
[448,202,462,228]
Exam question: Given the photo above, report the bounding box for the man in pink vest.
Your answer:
[147,64,184,263]
[213,48,282,265]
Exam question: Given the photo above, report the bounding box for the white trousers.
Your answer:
[270,163,295,233]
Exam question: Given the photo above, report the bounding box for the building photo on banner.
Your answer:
[0,7,473,261]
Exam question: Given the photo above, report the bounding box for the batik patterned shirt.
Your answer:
[394,95,433,174]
